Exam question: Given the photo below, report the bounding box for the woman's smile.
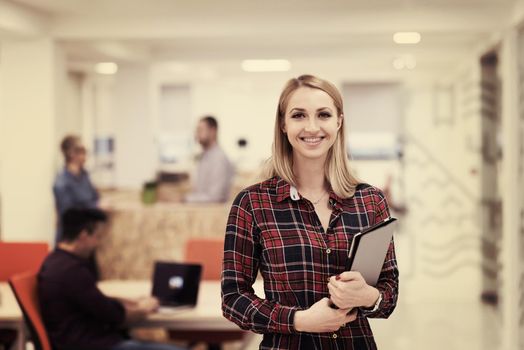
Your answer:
[299,135,326,146]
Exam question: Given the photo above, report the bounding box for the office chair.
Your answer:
[9,272,52,350]
[0,242,49,281]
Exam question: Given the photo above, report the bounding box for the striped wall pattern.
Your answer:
[401,71,483,302]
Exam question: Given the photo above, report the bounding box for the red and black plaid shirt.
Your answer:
[222,176,399,349]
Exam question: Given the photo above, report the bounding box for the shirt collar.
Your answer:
[275,177,292,202]
[275,176,345,209]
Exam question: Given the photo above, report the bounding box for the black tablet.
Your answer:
[346,217,397,286]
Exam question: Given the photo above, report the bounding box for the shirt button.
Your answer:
[332,333,338,339]
[326,248,332,254]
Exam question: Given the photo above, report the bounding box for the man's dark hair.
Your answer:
[201,115,218,130]
[61,208,108,242]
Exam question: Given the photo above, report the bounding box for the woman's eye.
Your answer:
[319,112,332,118]
[291,113,305,119]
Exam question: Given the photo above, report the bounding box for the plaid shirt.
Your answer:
[222,176,399,349]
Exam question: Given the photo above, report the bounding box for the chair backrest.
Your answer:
[184,238,224,280]
[9,272,52,350]
[0,242,49,281]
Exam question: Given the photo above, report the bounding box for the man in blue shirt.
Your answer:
[184,116,234,203]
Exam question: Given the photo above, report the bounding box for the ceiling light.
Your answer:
[241,59,291,72]
[393,32,421,44]
[392,55,417,70]
[95,62,118,75]
[392,58,405,70]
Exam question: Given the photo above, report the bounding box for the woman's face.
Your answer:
[282,87,342,162]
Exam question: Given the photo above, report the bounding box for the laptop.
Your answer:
[151,261,202,309]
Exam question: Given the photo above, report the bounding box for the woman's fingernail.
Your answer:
[336,275,341,280]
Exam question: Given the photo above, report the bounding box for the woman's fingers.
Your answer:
[338,271,362,282]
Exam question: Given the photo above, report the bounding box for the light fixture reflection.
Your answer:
[95,62,118,75]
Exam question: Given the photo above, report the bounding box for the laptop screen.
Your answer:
[151,261,202,306]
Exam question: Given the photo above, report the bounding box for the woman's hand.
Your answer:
[327,271,380,310]
[293,297,357,333]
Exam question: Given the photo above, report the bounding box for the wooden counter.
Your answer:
[97,195,231,280]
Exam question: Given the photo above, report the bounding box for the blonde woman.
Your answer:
[222,75,398,349]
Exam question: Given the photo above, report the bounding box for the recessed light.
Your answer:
[393,32,421,44]
[95,62,118,75]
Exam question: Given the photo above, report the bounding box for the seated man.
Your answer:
[38,208,184,350]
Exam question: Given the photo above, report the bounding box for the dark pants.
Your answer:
[111,340,185,350]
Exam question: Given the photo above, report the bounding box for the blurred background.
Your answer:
[0,0,523,349]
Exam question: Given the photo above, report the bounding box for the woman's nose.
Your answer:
[305,117,320,132]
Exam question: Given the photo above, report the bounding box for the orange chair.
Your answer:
[184,238,224,280]
[9,272,52,350]
[0,242,49,281]
[169,238,245,349]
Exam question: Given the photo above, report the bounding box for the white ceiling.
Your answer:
[5,0,518,69]
[9,0,517,18]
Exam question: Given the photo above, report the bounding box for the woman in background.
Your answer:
[222,75,399,349]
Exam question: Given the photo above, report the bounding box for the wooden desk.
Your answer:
[0,283,26,350]
[98,280,264,331]
[0,280,263,349]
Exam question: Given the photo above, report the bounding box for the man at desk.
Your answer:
[38,208,184,350]
[185,116,234,203]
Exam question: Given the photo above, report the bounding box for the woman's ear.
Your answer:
[337,114,344,130]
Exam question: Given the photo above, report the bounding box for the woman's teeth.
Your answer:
[301,137,323,143]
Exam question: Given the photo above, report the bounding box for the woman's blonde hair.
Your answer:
[265,74,359,198]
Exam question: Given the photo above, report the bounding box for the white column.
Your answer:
[500,28,521,350]
[0,38,60,243]
[113,64,156,188]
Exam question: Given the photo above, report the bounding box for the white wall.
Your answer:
[500,22,523,350]
[401,69,483,303]
[55,71,84,169]
[113,64,156,188]
[0,38,61,243]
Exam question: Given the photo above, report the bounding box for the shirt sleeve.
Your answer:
[53,182,75,215]
[360,188,399,319]
[186,153,232,203]
[86,173,100,204]
[221,191,300,334]
[65,264,125,325]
